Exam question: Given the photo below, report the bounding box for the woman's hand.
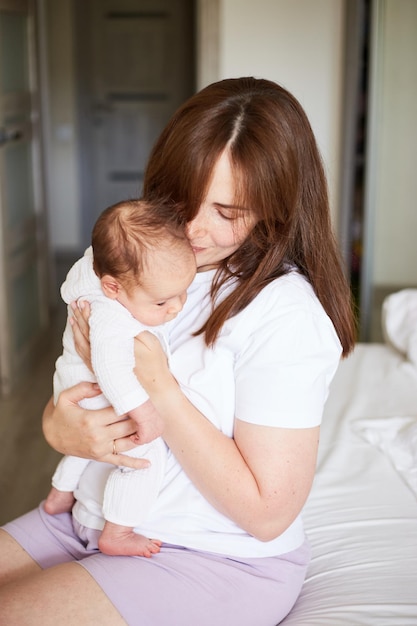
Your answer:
[70,300,93,371]
[42,383,151,469]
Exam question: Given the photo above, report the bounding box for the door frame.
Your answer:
[73,0,201,250]
[0,0,50,394]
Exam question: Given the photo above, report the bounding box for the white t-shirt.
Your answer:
[73,268,342,557]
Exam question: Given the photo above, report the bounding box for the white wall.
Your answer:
[219,0,345,223]
[371,0,417,286]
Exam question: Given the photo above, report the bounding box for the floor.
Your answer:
[0,253,75,526]
[0,305,67,526]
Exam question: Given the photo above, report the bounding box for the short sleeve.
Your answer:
[234,278,342,429]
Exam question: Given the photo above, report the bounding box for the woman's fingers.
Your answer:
[101,413,153,469]
[61,380,102,406]
[43,383,109,457]
[71,299,91,331]
[43,380,153,469]
[101,439,151,470]
[70,301,93,370]
[55,385,152,469]
[43,383,136,458]
[42,382,102,449]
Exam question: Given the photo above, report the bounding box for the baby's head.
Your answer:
[92,199,196,326]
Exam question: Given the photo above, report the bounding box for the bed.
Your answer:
[282,289,417,625]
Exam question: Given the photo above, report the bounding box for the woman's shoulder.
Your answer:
[251,270,325,318]
[226,270,340,352]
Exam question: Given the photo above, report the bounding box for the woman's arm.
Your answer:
[42,302,161,469]
[134,332,319,541]
[42,301,153,469]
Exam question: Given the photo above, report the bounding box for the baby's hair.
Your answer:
[92,198,192,289]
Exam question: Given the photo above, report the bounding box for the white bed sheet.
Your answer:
[282,343,417,625]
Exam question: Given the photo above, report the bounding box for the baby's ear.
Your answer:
[101,275,120,299]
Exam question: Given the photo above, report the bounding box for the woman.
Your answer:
[0,77,355,625]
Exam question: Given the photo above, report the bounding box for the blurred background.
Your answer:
[0,0,416,522]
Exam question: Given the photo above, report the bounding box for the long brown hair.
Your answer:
[144,77,356,356]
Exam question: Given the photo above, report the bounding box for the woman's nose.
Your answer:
[186,211,206,239]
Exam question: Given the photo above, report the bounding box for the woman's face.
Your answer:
[186,150,257,272]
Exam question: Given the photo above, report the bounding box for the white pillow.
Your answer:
[382,289,417,365]
[354,416,417,498]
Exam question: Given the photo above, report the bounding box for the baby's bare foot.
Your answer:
[98,521,162,557]
[44,487,75,515]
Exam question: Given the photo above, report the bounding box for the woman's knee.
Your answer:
[0,529,41,586]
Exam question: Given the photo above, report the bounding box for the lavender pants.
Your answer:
[2,504,310,626]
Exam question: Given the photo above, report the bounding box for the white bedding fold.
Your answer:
[282,344,417,625]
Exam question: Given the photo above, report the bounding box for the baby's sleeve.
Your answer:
[89,301,149,415]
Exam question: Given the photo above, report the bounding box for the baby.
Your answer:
[44,198,196,557]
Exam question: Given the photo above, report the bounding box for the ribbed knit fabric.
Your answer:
[102,438,167,526]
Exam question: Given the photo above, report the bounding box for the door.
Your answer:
[360,0,417,340]
[0,0,50,395]
[74,0,195,247]
[340,0,417,340]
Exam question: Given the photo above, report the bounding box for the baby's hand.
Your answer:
[129,399,164,444]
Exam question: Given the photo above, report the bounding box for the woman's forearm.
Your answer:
[134,331,318,540]
[147,373,316,541]
[149,379,259,529]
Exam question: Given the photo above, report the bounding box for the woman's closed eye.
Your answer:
[214,202,251,222]
[217,209,236,221]
[215,205,244,221]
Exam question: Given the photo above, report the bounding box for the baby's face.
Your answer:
[117,249,196,326]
